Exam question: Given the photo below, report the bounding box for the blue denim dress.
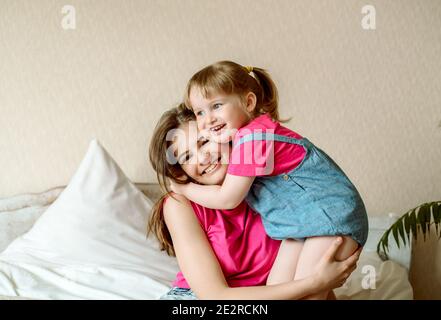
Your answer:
[159,287,198,300]
[238,133,369,246]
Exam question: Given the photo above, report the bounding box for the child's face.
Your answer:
[189,87,251,142]
[170,121,230,186]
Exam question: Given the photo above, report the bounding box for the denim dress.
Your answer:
[238,133,369,246]
[160,287,197,300]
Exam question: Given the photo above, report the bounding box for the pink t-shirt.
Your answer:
[172,200,281,288]
[228,113,306,176]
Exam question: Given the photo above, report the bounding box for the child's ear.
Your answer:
[245,92,257,113]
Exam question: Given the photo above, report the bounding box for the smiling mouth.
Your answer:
[202,157,222,175]
[210,124,226,133]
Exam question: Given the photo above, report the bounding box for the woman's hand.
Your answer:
[312,238,362,291]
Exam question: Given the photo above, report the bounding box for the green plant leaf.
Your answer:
[397,219,407,247]
[376,201,441,259]
[392,225,400,248]
[379,228,390,258]
[384,228,390,250]
[418,205,426,240]
[433,202,441,235]
[419,203,433,240]
[409,210,417,241]
[404,214,411,242]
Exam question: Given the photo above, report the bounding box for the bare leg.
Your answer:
[266,239,304,285]
[294,236,358,300]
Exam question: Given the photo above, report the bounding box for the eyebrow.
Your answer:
[193,98,224,112]
[208,98,223,106]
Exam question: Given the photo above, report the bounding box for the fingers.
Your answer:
[344,247,362,266]
[340,259,358,285]
[348,264,357,274]
[324,237,343,261]
[336,275,349,288]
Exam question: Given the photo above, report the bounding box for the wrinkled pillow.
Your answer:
[0,139,178,299]
[334,251,413,300]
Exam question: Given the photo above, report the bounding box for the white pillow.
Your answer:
[334,251,413,300]
[0,139,178,299]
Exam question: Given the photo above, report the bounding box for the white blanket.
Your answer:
[0,251,413,300]
[0,187,413,300]
[0,260,175,300]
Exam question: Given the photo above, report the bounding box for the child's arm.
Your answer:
[170,174,255,209]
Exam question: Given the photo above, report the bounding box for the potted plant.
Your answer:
[377,201,441,260]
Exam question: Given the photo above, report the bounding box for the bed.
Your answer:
[0,139,414,300]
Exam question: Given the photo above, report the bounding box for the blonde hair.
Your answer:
[147,104,196,256]
[184,60,287,122]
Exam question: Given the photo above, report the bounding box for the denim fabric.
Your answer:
[238,133,369,246]
[159,287,198,300]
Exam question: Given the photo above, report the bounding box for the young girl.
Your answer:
[171,61,369,299]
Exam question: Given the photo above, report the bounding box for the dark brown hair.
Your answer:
[147,104,196,256]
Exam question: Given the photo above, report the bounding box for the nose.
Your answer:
[204,111,216,128]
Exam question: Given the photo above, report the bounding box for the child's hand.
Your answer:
[312,238,361,291]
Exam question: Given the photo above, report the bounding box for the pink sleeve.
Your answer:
[227,138,275,177]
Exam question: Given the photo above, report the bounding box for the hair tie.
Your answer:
[244,66,254,74]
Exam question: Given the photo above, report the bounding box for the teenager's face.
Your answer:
[170,121,230,185]
[189,87,251,140]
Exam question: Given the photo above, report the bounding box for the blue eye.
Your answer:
[213,103,221,110]
[196,110,204,117]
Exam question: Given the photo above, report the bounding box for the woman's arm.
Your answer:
[163,194,359,300]
[170,174,255,210]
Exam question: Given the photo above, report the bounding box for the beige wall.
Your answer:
[1,0,440,216]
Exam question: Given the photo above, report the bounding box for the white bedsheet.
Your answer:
[0,187,413,300]
[0,260,175,300]
[0,250,413,300]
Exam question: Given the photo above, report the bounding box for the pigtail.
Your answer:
[250,67,290,123]
[248,67,279,122]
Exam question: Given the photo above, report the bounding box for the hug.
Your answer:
[148,60,367,300]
